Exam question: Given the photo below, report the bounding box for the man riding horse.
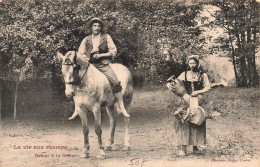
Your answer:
[57,18,133,158]
[69,17,130,119]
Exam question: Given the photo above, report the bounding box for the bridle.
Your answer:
[62,51,90,85]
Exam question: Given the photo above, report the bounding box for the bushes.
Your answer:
[1,0,204,86]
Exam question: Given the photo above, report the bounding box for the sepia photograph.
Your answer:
[0,0,259,166]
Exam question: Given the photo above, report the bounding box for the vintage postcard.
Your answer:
[0,0,259,167]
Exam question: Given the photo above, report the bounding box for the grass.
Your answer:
[1,85,260,165]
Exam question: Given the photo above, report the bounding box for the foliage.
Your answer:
[1,0,208,86]
[208,0,260,87]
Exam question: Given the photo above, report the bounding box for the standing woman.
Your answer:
[170,55,211,156]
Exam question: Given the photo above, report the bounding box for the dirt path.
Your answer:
[1,87,259,167]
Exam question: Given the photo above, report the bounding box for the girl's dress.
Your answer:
[174,70,210,146]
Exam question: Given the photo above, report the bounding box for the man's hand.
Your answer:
[191,91,199,97]
[93,54,101,59]
[183,94,190,102]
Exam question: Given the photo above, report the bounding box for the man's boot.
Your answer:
[68,110,78,120]
[114,91,130,117]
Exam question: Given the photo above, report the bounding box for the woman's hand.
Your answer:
[169,85,175,90]
[191,91,199,97]
[183,94,190,102]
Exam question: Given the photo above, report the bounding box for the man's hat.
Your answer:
[187,55,200,62]
[86,17,107,34]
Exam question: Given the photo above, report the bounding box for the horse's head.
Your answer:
[57,51,82,99]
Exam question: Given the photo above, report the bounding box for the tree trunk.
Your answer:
[235,31,247,87]
[228,30,239,85]
[239,55,247,87]
[246,27,252,87]
[251,26,259,87]
[251,49,259,87]
[0,79,3,121]
[241,30,251,87]
[14,80,19,120]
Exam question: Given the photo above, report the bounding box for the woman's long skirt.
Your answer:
[174,95,207,146]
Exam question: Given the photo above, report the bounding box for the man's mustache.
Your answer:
[191,67,199,71]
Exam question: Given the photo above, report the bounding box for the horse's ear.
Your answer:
[57,52,64,62]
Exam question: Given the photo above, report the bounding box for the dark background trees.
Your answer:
[210,0,260,87]
[0,0,204,86]
[0,0,259,118]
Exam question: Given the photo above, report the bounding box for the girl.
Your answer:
[170,55,211,156]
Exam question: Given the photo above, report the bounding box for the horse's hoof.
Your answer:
[123,146,130,151]
[80,153,89,158]
[81,148,89,158]
[104,146,112,151]
[96,154,106,159]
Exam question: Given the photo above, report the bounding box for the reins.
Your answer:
[63,51,90,86]
[78,60,89,85]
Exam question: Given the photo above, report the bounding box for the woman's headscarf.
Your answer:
[186,54,204,76]
[187,55,200,66]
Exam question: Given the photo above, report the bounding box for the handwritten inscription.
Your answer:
[129,158,149,167]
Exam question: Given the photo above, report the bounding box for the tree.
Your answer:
[0,0,204,88]
[210,0,260,87]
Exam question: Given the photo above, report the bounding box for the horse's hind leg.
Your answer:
[93,106,106,159]
[104,105,116,151]
[123,116,131,151]
[123,103,131,151]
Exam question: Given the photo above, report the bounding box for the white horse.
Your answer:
[57,51,133,159]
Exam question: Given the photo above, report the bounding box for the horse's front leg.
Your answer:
[105,105,116,151]
[77,105,90,158]
[93,106,106,159]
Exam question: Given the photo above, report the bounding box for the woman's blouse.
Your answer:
[178,70,210,94]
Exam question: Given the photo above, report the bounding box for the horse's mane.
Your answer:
[75,52,89,69]
[63,51,89,70]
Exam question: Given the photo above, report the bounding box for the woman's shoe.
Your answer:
[193,147,203,154]
[177,150,186,156]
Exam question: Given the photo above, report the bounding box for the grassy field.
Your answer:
[1,86,260,167]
